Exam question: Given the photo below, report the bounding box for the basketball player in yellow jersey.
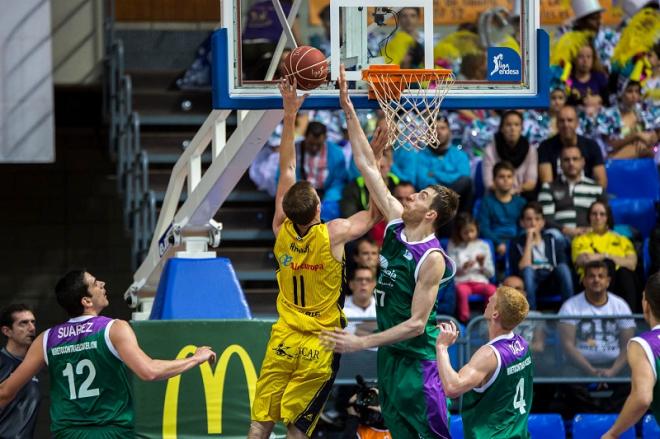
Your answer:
[248,79,385,439]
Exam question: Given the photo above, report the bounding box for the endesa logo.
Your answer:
[487,47,522,82]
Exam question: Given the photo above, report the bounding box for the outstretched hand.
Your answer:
[320,328,366,353]
[370,122,390,161]
[338,64,354,113]
[436,321,460,349]
[278,78,308,115]
[193,346,217,365]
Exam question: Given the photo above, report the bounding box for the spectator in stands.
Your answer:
[353,238,380,277]
[567,0,619,70]
[572,200,640,311]
[509,202,574,310]
[310,5,331,56]
[393,181,415,204]
[241,0,301,80]
[344,267,377,336]
[294,121,349,220]
[416,115,473,214]
[558,260,635,413]
[341,148,399,218]
[603,271,660,439]
[567,41,610,105]
[482,110,538,198]
[447,213,497,323]
[598,80,659,159]
[478,161,527,257]
[379,8,424,68]
[0,304,39,439]
[523,87,568,148]
[502,275,547,353]
[538,105,607,189]
[538,145,604,239]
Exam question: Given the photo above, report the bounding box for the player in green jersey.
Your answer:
[0,270,215,438]
[436,286,532,439]
[603,271,660,438]
[321,65,459,439]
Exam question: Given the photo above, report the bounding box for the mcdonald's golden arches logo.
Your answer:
[162,344,258,438]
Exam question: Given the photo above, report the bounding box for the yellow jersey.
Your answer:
[571,230,636,278]
[274,218,346,332]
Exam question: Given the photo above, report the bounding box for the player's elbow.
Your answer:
[407,320,426,337]
[444,385,463,399]
[134,364,159,382]
[633,390,653,409]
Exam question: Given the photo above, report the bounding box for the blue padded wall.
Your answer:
[150,258,252,320]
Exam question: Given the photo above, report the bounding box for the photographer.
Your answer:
[342,377,390,439]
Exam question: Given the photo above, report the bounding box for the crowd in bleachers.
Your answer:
[247,0,659,316]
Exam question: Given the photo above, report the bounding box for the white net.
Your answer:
[362,67,455,150]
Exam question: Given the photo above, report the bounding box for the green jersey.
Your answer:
[45,316,134,436]
[375,219,455,359]
[630,326,660,421]
[462,333,533,439]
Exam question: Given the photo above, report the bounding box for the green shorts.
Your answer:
[53,426,135,439]
[377,346,450,439]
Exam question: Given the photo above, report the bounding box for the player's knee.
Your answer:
[286,423,309,439]
[248,420,274,439]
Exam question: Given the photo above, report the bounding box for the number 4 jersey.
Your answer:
[44,316,134,435]
[461,333,533,439]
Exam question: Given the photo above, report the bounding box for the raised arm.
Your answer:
[110,320,215,381]
[321,251,445,352]
[272,79,308,235]
[435,321,498,398]
[602,341,655,439]
[327,200,382,259]
[338,65,403,221]
[0,333,46,407]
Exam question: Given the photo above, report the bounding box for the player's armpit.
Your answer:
[448,346,498,398]
[0,332,46,407]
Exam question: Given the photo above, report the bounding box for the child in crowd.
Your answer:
[477,161,527,257]
[447,213,497,323]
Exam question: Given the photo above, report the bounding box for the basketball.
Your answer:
[282,46,328,90]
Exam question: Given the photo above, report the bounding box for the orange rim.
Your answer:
[362,64,454,100]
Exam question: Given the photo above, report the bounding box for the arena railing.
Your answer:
[337,314,646,386]
[465,314,646,383]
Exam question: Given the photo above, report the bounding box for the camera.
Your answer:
[352,375,384,427]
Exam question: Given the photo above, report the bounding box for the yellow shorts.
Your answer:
[251,321,340,436]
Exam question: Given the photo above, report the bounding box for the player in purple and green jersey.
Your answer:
[604,271,660,439]
[322,65,460,438]
[0,270,215,438]
[436,286,532,439]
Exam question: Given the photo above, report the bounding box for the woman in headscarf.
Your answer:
[482,110,538,198]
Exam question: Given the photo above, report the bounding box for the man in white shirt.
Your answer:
[344,267,377,335]
[558,260,636,414]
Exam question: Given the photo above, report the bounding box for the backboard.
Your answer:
[212,0,549,110]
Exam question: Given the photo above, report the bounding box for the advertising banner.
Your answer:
[132,320,286,438]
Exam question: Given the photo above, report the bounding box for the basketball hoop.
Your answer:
[362,65,455,150]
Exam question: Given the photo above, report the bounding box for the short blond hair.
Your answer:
[495,286,529,330]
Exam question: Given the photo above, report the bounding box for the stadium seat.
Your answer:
[474,159,485,201]
[644,237,652,278]
[150,257,251,319]
[528,413,565,439]
[572,414,635,439]
[606,159,660,200]
[610,198,656,238]
[472,198,481,220]
[642,414,660,439]
[449,415,464,439]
